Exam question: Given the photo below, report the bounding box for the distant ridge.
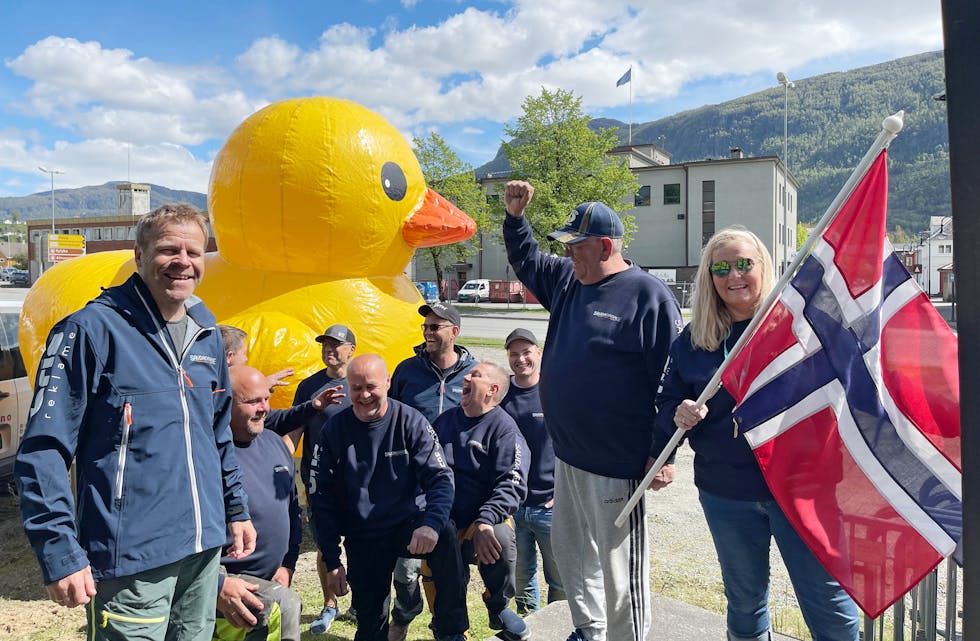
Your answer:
[0,182,207,221]
[478,51,949,232]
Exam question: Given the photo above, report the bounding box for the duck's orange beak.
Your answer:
[402,188,477,248]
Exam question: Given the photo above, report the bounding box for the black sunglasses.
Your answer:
[421,323,453,332]
[709,257,755,277]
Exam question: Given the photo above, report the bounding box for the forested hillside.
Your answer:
[0,182,207,221]
[480,51,949,232]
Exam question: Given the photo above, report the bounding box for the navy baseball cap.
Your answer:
[418,301,461,327]
[547,201,624,245]
[316,324,356,345]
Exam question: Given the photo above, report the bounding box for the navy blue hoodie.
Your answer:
[503,215,683,480]
[654,320,772,501]
[16,273,249,583]
[309,399,454,570]
[434,405,528,528]
[390,344,476,423]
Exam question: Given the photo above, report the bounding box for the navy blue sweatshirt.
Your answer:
[653,320,771,501]
[290,370,351,488]
[500,380,555,508]
[390,344,476,423]
[434,406,528,528]
[503,215,683,479]
[221,429,301,581]
[309,400,454,569]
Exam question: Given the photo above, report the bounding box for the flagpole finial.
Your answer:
[883,111,905,134]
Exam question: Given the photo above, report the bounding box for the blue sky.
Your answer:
[0,0,944,197]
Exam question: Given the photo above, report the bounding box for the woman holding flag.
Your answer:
[653,227,859,641]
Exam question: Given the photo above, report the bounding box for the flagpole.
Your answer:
[614,110,906,528]
[629,67,633,145]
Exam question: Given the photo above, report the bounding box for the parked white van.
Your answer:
[0,299,30,486]
[456,279,491,303]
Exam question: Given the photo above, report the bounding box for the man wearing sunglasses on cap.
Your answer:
[502,181,683,641]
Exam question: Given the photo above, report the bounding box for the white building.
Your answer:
[915,215,953,297]
[412,146,799,288]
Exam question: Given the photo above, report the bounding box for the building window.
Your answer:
[664,183,681,205]
[114,226,129,240]
[701,180,716,246]
[635,185,651,207]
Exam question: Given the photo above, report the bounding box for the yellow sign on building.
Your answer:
[47,233,86,262]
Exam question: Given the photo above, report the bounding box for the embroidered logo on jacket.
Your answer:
[592,310,622,322]
[189,354,217,366]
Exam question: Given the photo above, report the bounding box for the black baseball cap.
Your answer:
[548,201,624,244]
[315,324,356,345]
[418,301,461,327]
[505,328,538,349]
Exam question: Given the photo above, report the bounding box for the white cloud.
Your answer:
[1,0,943,195]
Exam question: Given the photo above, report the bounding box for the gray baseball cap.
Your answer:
[316,324,356,345]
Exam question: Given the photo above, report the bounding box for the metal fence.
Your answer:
[863,559,962,641]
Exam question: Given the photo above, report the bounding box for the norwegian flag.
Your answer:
[719,150,962,618]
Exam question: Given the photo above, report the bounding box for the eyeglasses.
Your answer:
[421,323,453,332]
[709,257,755,277]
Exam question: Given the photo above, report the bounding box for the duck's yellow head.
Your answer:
[208,97,475,276]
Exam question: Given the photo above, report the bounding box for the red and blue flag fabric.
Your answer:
[719,150,961,618]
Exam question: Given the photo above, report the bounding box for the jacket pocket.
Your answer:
[114,402,133,507]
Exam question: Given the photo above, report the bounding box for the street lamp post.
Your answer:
[37,166,64,276]
[777,72,795,274]
[38,166,64,234]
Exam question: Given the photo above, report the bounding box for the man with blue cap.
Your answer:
[501,181,683,641]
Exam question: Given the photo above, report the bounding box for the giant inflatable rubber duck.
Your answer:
[20,97,476,407]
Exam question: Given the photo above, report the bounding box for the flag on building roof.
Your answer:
[719,149,962,618]
[616,67,632,87]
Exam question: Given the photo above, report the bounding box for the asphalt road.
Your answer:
[458,313,549,341]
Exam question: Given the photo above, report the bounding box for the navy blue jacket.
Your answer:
[654,320,772,501]
[309,399,454,570]
[503,215,683,479]
[434,406,528,528]
[16,274,249,583]
[390,344,476,423]
[501,380,555,508]
[222,429,301,581]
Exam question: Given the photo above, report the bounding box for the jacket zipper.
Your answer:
[132,285,208,554]
[114,402,133,505]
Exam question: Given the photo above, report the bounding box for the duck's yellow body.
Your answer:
[20,97,476,407]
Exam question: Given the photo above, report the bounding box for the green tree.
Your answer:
[502,88,638,251]
[413,132,491,297]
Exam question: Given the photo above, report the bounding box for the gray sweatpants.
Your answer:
[551,460,651,641]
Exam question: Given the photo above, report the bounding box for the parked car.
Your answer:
[9,270,28,287]
[414,280,439,304]
[456,279,490,303]
[0,298,30,485]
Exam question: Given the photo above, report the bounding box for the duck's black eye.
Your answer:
[381,162,407,201]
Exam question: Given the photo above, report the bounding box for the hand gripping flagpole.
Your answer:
[614,111,905,528]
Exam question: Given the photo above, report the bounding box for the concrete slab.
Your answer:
[484,596,800,640]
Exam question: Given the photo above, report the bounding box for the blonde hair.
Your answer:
[136,203,208,253]
[689,227,774,351]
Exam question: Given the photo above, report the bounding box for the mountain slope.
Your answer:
[0,182,207,221]
[480,51,949,232]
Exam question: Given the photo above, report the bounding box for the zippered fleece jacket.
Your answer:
[15,273,250,584]
[503,215,684,480]
[390,344,476,423]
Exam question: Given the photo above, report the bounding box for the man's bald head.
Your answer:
[230,365,270,442]
[347,354,391,422]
